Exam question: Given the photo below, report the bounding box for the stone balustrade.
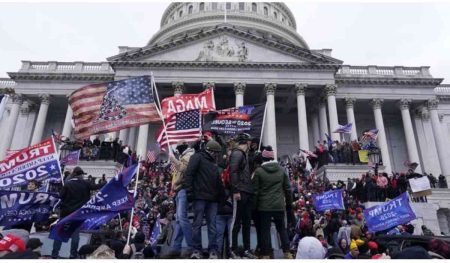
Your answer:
[434,84,450,96]
[19,61,114,73]
[337,65,431,78]
[0,78,16,88]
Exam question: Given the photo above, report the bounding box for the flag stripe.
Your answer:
[156,110,201,148]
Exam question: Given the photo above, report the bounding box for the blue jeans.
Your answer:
[192,200,218,252]
[171,189,193,251]
[51,224,81,258]
[216,214,233,255]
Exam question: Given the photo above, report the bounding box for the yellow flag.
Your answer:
[358,150,369,163]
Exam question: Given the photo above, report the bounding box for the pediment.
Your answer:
[108,26,342,66]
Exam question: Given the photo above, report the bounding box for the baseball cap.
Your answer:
[72,166,87,176]
[0,234,26,253]
[26,238,43,250]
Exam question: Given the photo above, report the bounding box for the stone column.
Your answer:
[311,111,320,146]
[0,94,22,159]
[318,98,329,141]
[172,81,184,97]
[295,83,309,150]
[234,82,246,107]
[416,107,442,175]
[371,99,392,174]
[203,82,215,90]
[264,83,277,158]
[345,97,358,141]
[136,124,149,159]
[62,103,73,139]
[428,99,450,176]
[119,129,128,145]
[325,84,339,141]
[398,99,421,166]
[127,127,137,150]
[30,94,50,145]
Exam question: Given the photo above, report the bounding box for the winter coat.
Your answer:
[229,148,253,194]
[59,177,104,218]
[183,151,223,202]
[252,161,292,211]
[296,236,327,259]
[171,148,195,193]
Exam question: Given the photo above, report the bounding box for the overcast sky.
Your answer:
[0,1,449,82]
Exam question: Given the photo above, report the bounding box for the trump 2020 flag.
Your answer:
[60,150,81,166]
[312,189,344,212]
[0,190,60,228]
[363,192,417,233]
[0,138,62,190]
[69,76,161,139]
[49,164,138,242]
[333,123,353,134]
[203,103,265,138]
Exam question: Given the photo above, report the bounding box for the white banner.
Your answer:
[409,176,431,193]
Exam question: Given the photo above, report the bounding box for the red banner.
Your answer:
[160,88,215,119]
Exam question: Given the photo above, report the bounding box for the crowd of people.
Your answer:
[0,131,449,259]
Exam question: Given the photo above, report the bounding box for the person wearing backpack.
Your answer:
[229,133,257,259]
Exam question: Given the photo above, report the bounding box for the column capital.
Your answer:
[172,81,185,95]
[20,101,32,116]
[370,98,384,110]
[39,94,51,105]
[10,94,23,105]
[233,82,246,95]
[318,96,327,105]
[427,98,439,110]
[398,99,412,110]
[294,83,307,96]
[344,97,356,108]
[264,83,277,95]
[203,82,215,90]
[324,84,337,97]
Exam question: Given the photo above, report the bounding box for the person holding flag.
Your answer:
[51,167,105,259]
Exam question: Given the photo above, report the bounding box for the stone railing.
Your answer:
[316,164,386,183]
[19,61,114,74]
[0,78,16,88]
[434,84,450,96]
[337,65,432,78]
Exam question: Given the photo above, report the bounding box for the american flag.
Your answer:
[52,129,66,144]
[147,150,156,163]
[69,75,160,139]
[300,149,318,158]
[156,110,202,148]
[361,129,379,143]
[333,123,353,134]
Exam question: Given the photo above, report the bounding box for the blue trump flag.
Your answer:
[49,164,138,242]
[312,189,344,212]
[0,190,60,228]
[364,192,417,233]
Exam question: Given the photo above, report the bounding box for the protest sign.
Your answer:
[49,164,138,242]
[203,103,265,138]
[409,177,432,197]
[312,189,344,212]
[0,138,62,190]
[363,192,417,232]
[0,190,59,227]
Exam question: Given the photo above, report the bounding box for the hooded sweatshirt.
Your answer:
[296,236,327,259]
[252,160,292,211]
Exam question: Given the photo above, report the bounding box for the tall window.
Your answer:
[239,2,245,11]
[273,12,278,20]
[199,2,204,11]
[188,5,193,14]
[263,6,268,16]
[252,3,257,12]
[212,2,217,10]
[226,2,231,10]
[179,10,183,17]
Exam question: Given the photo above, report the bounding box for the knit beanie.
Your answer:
[262,146,274,161]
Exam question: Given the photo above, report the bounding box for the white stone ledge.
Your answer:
[19,61,114,74]
[337,65,432,78]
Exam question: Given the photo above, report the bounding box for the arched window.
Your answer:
[179,10,183,17]
[188,5,193,14]
[263,6,268,16]
[239,2,245,11]
[274,12,278,20]
[226,2,231,10]
[252,3,257,12]
[199,2,204,11]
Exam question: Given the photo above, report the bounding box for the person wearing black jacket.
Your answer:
[51,167,105,259]
[229,133,257,259]
[183,140,224,259]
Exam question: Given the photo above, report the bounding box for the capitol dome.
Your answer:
[148,2,309,49]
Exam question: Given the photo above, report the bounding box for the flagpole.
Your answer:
[51,135,65,186]
[150,73,174,157]
[126,158,141,246]
[258,101,268,151]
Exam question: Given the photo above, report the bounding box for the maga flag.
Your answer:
[49,164,138,242]
[160,88,215,119]
[203,103,265,138]
[69,76,160,139]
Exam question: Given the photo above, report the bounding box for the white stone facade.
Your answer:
[1,2,450,233]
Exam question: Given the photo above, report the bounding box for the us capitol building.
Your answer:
[1,2,450,234]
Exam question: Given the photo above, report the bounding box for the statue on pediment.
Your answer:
[237,42,248,62]
[196,36,249,62]
[216,36,235,57]
[196,40,215,61]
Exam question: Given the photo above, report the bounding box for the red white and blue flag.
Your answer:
[156,110,202,149]
[60,150,81,166]
[69,76,161,139]
[147,150,156,163]
[361,129,379,143]
[333,123,353,134]
[0,138,62,190]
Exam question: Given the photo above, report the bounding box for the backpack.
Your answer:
[131,244,144,259]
